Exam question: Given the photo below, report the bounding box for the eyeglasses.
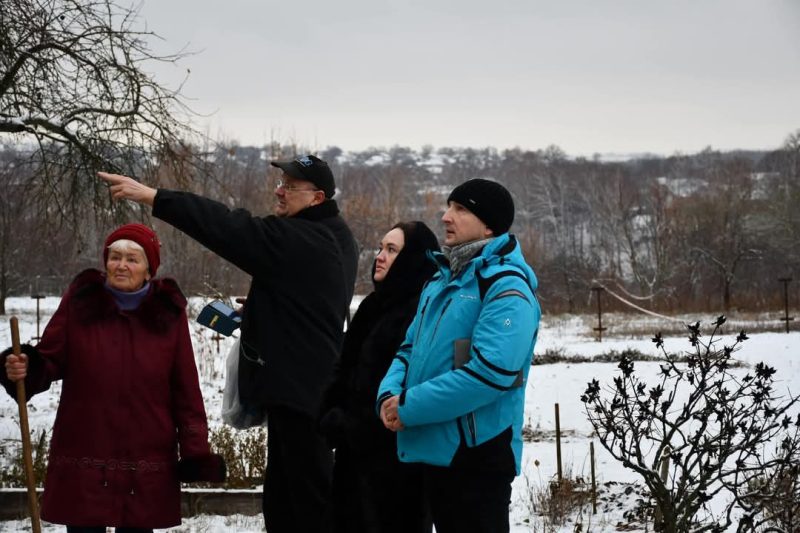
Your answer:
[275,179,319,193]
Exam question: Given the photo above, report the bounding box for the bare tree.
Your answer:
[522,147,595,313]
[0,146,82,314]
[681,157,763,311]
[582,317,800,532]
[763,130,800,274]
[584,169,679,301]
[0,153,31,314]
[0,0,194,224]
[339,156,424,292]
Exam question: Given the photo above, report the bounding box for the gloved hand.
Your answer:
[177,454,227,483]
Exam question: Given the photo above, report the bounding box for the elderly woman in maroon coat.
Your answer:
[1,223,225,533]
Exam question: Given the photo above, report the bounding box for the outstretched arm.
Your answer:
[97,172,157,206]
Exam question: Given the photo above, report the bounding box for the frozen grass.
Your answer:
[0,514,267,532]
[544,310,800,339]
[1,297,799,532]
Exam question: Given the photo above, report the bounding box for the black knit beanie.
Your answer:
[447,179,515,235]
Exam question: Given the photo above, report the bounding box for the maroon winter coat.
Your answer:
[1,269,216,528]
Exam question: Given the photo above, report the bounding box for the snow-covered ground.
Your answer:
[1,296,798,532]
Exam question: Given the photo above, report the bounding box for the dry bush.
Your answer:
[744,462,800,530]
[583,317,800,532]
[0,425,269,491]
[0,429,48,488]
[523,460,594,531]
[203,425,267,489]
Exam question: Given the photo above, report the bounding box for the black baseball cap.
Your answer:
[270,155,335,198]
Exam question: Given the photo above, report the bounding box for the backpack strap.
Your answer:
[477,269,532,302]
[456,267,535,389]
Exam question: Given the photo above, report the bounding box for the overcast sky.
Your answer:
[137,0,800,157]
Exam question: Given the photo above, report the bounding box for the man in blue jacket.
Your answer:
[378,178,540,533]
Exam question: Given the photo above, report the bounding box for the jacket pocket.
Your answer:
[453,338,471,369]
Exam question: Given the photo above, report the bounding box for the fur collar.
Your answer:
[70,269,186,331]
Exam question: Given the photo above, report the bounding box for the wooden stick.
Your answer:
[11,317,42,533]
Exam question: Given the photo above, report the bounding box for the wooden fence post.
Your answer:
[555,403,562,485]
[779,277,794,333]
[590,441,597,514]
[591,286,607,342]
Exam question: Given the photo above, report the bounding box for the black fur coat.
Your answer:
[319,222,439,460]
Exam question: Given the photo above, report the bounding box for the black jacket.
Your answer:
[320,221,438,458]
[153,190,359,417]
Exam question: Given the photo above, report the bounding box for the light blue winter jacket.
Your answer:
[377,234,540,474]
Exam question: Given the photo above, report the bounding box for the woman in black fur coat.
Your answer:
[320,221,439,533]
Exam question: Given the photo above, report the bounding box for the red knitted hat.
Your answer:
[103,223,161,276]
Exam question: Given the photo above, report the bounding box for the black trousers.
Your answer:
[263,405,333,533]
[67,526,153,533]
[331,445,431,533]
[424,465,514,533]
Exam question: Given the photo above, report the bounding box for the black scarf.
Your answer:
[342,221,440,359]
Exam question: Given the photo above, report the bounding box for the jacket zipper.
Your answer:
[467,412,477,446]
[410,296,449,385]
[414,297,430,346]
[430,298,452,343]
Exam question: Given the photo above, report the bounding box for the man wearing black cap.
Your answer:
[99,155,358,533]
[271,154,337,217]
[377,178,541,533]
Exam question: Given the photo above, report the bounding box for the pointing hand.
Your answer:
[98,172,157,206]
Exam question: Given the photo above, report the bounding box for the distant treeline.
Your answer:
[1,133,799,316]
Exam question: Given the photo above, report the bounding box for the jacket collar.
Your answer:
[71,269,186,330]
[293,199,340,222]
[431,234,519,282]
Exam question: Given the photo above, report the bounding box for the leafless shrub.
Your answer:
[201,425,266,489]
[582,316,800,532]
[0,428,48,488]
[523,460,594,531]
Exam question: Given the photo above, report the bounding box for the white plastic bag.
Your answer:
[221,338,267,429]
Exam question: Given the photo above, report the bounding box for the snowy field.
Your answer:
[0,295,798,532]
